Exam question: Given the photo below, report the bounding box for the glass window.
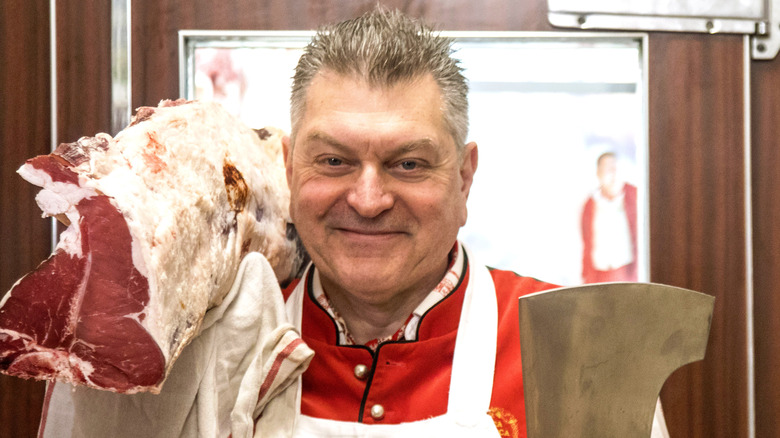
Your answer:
[180,31,648,286]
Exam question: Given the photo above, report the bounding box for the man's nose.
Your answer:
[346,165,394,218]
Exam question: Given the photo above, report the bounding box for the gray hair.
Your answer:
[290,7,469,150]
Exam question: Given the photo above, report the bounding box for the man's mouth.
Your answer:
[334,227,407,241]
[338,227,402,235]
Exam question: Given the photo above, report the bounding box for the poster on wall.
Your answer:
[180,31,648,287]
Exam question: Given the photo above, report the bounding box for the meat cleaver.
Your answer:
[519,282,714,438]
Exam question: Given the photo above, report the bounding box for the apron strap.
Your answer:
[447,245,498,424]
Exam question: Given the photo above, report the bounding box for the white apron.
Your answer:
[285,249,501,437]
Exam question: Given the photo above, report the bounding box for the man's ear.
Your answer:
[460,142,478,198]
[282,135,293,190]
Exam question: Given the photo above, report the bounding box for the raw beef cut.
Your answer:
[0,99,302,393]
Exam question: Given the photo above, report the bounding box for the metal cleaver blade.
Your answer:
[519,282,714,438]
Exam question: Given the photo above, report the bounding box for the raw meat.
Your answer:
[0,99,301,393]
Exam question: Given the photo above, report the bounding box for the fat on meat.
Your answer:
[0,99,302,394]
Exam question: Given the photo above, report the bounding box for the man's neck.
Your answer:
[600,182,624,200]
[319,265,447,345]
[326,295,418,345]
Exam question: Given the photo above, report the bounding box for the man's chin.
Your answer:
[323,262,407,295]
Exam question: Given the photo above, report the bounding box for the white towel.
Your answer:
[38,252,313,438]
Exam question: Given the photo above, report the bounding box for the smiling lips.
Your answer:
[329,220,409,246]
[336,227,406,238]
[326,211,408,237]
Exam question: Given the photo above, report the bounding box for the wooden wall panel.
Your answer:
[649,33,748,438]
[0,1,112,437]
[751,52,780,438]
[1,0,761,436]
[56,0,112,141]
[0,1,51,437]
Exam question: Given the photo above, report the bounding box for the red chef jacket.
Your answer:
[283,245,557,437]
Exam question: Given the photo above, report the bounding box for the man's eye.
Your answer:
[400,160,417,170]
[326,157,343,166]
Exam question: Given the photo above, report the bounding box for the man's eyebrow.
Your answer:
[304,131,438,154]
[397,138,437,153]
[305,131,347,149]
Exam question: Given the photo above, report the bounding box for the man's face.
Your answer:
[597,155,619,195]
[284,71,477,304]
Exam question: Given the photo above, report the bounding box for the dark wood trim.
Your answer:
[56,0,113,142]
[0,1,52,437]
[751,52,780,438]
[650,33,748,438]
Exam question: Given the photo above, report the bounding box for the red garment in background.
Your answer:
[581,182,638,283]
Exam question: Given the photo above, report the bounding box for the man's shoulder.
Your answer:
[487,267,560,301]
[281,277,302,301]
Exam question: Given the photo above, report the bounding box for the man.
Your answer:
[281,8,555,436]
[581,151,638,283]
[281,7,666,437]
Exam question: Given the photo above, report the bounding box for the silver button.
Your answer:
[353,364,369,380]
[370,404,385,420]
